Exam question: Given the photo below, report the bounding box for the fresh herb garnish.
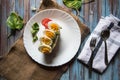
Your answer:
[63,0,82,9]
[63,0,95,16]
[63,0,82,16]
[6,12,24,38]
[33,36,38,42]
[31,23,39,42]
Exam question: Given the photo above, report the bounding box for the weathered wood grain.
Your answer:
[24,0,30,23]
[0,0,1,56]
[0,0,120,80]
[0,0,8,56]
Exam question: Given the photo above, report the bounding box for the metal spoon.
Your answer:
[101,29,110,65]
[101,22,114,65]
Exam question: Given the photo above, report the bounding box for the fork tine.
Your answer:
[90,37,96,50]
[93,38,96,46]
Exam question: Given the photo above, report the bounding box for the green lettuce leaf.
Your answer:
[63,0,82,9]
[6,12,24,30]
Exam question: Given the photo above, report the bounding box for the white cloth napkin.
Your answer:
[77,14,120,73]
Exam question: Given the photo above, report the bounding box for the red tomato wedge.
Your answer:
[42,18,52,29]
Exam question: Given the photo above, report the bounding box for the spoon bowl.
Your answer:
[101,29,110,40]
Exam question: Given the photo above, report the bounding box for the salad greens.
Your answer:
[6,12,24,30]
[63,0,82,10]
[6,12,24,38]
[63,0,95,16]
[31,23,39,42]
[63,0,82,16]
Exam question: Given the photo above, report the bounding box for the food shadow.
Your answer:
[44,37,61,64]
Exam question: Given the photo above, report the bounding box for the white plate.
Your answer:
[23,9,81,67]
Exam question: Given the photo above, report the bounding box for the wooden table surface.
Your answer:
[0,0,120,80]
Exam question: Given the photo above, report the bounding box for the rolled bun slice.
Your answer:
[43,29,56,39]
[38,44,52,54]
[48,21,60,34]
[40,35,53,46]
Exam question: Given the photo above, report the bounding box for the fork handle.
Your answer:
[88,51,94,78]
[88,51,95,66]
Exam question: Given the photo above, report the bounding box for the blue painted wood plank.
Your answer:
[35,0,41,9]
[105,0,111,16]
[69,60,80,80]
[90,1,98,32]
[0,0,1,48]
[6,0,13,49]
[15,0,24,17]
[23,0,30,23]
[60,69,70,80]
[14,0,24,38]
[101,0,106,16]
[1,0,8,56]
[112,58,119,80]
[30,0,36,17]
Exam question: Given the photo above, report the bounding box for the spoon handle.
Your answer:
[104,40,108,65]
[108,22,114,30]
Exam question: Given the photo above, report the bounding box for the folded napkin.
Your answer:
[77,14,120,73]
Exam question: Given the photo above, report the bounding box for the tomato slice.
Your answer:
[42,18,52,29]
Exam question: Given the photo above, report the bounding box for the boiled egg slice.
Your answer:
[38,44,52,54]
[43,29,56,39]
[40,35,53,45]
[48,21,60,34]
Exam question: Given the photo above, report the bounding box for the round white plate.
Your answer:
[23,9,81,67]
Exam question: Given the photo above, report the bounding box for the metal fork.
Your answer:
[88,37,97,78]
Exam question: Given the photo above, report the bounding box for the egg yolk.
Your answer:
[49,23,59,31]
[41,47,51,54]
[45,30,55,39]
[39,45,51,54]
[41,37,52,45]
